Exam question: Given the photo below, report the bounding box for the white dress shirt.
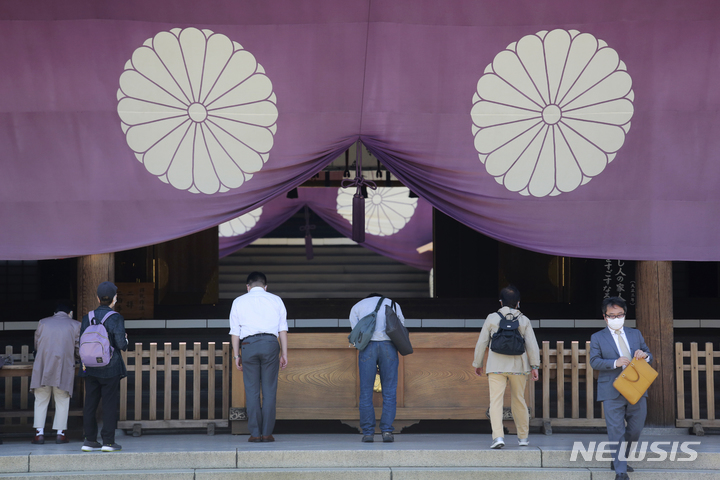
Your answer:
[349,296,404,342]
[229,287,288,339]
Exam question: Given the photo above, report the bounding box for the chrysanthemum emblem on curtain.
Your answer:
[471,29,634,197]
[337,187,418,236]
[117,28,278,194]
[218,207,263,237]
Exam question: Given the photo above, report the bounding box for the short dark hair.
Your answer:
[54,301,73,314]
[246,271,267,287]
[500,285,521,308]
[601,296,627,316]
[98,297,114,306]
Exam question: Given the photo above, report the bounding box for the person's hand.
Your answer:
[279,354,288,370]
[531,369,539,381]
[616,356,631,367]
[235,356,243,371]
[474,367,483,376]
[634,349,648,360]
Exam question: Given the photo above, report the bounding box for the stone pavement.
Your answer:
[1,429,718,479]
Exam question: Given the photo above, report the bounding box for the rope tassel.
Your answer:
[341,142,376,244]
[352,192,365,243]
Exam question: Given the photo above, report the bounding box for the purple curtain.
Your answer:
[219,188,433,271]
[2,0,720,261]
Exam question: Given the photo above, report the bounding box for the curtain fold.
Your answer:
[219,188,433,271]
[2,0,720,261]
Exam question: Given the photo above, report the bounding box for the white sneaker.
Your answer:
[490,437,505,449]
[518,437,529,446]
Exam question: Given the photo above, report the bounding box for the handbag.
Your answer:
[385,301,413,355]
[613,358,658,405]
[348,297,385,351]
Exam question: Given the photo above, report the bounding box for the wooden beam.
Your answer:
[77,253,114,318]
[636,261,675,427]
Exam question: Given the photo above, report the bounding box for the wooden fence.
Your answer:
[532,340,605,429]
[5,340,720,432]
[0,342,231,434]
[676,342,720,428]
[119,342,231,433]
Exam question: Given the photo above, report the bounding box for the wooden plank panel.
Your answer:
[179,343,187,420]
[676,343,685,420]
[208,342,216,420]
[556,341,565,419]
[164,343,172,420]
[706,343,715,421]
[222,342,230,419]
[149,343,157,421]
[134,343,142,421]
[571,342,579,419]
[276,349,357,408]
[691,343,699,420]
[193,343,201,420]
[403,349,482,409]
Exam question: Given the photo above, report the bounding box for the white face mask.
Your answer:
[607,316,625,331]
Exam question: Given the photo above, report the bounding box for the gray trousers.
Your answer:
[241,335,280,437]
[603,395,647,474]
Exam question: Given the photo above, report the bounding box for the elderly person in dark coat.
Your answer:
[30,301,81,444]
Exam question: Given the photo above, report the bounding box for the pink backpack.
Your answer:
[79,310,115,369]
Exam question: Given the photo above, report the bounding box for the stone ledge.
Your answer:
[28,451,236,473]
[235,449,540,468]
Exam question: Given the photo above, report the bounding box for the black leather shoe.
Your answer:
[31,434,45,445]
[361,435,374,443]
[614,474,630,480]
[611,464,634,472]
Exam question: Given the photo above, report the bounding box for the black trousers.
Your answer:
[83,375,121,444]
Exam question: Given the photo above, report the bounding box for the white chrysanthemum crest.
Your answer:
[471,29,634,197]
[118,27,278,194]
[218,207,263,237]
[337,187,418,236]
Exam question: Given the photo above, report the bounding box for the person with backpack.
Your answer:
[349,294,405,443]
[472,285,540,449]
[79,281,128,452]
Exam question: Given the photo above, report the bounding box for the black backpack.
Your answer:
[490,312,525,356]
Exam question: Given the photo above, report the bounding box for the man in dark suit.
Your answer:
[590,297,653,480]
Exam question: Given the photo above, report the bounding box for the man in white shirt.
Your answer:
[590,297,653,480]
[349,294,404,443]
[229,272,288,442]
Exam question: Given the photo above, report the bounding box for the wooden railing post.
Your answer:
[556,341,565,419]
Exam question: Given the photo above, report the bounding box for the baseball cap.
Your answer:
[97,281,118,299]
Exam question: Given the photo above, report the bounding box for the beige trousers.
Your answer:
[487,373,529,439]
[33,385,70,431]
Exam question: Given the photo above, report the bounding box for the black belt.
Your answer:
[241,333,276,342]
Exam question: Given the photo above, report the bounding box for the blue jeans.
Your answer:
[358,341,398,435]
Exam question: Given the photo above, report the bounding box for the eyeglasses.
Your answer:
[604,313,625,319]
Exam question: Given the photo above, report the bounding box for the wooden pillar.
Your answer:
[77,253,115,318]
[635,261,674,427]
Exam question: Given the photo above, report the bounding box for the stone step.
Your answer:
[1,433,718,478]
[2,467,720,480]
